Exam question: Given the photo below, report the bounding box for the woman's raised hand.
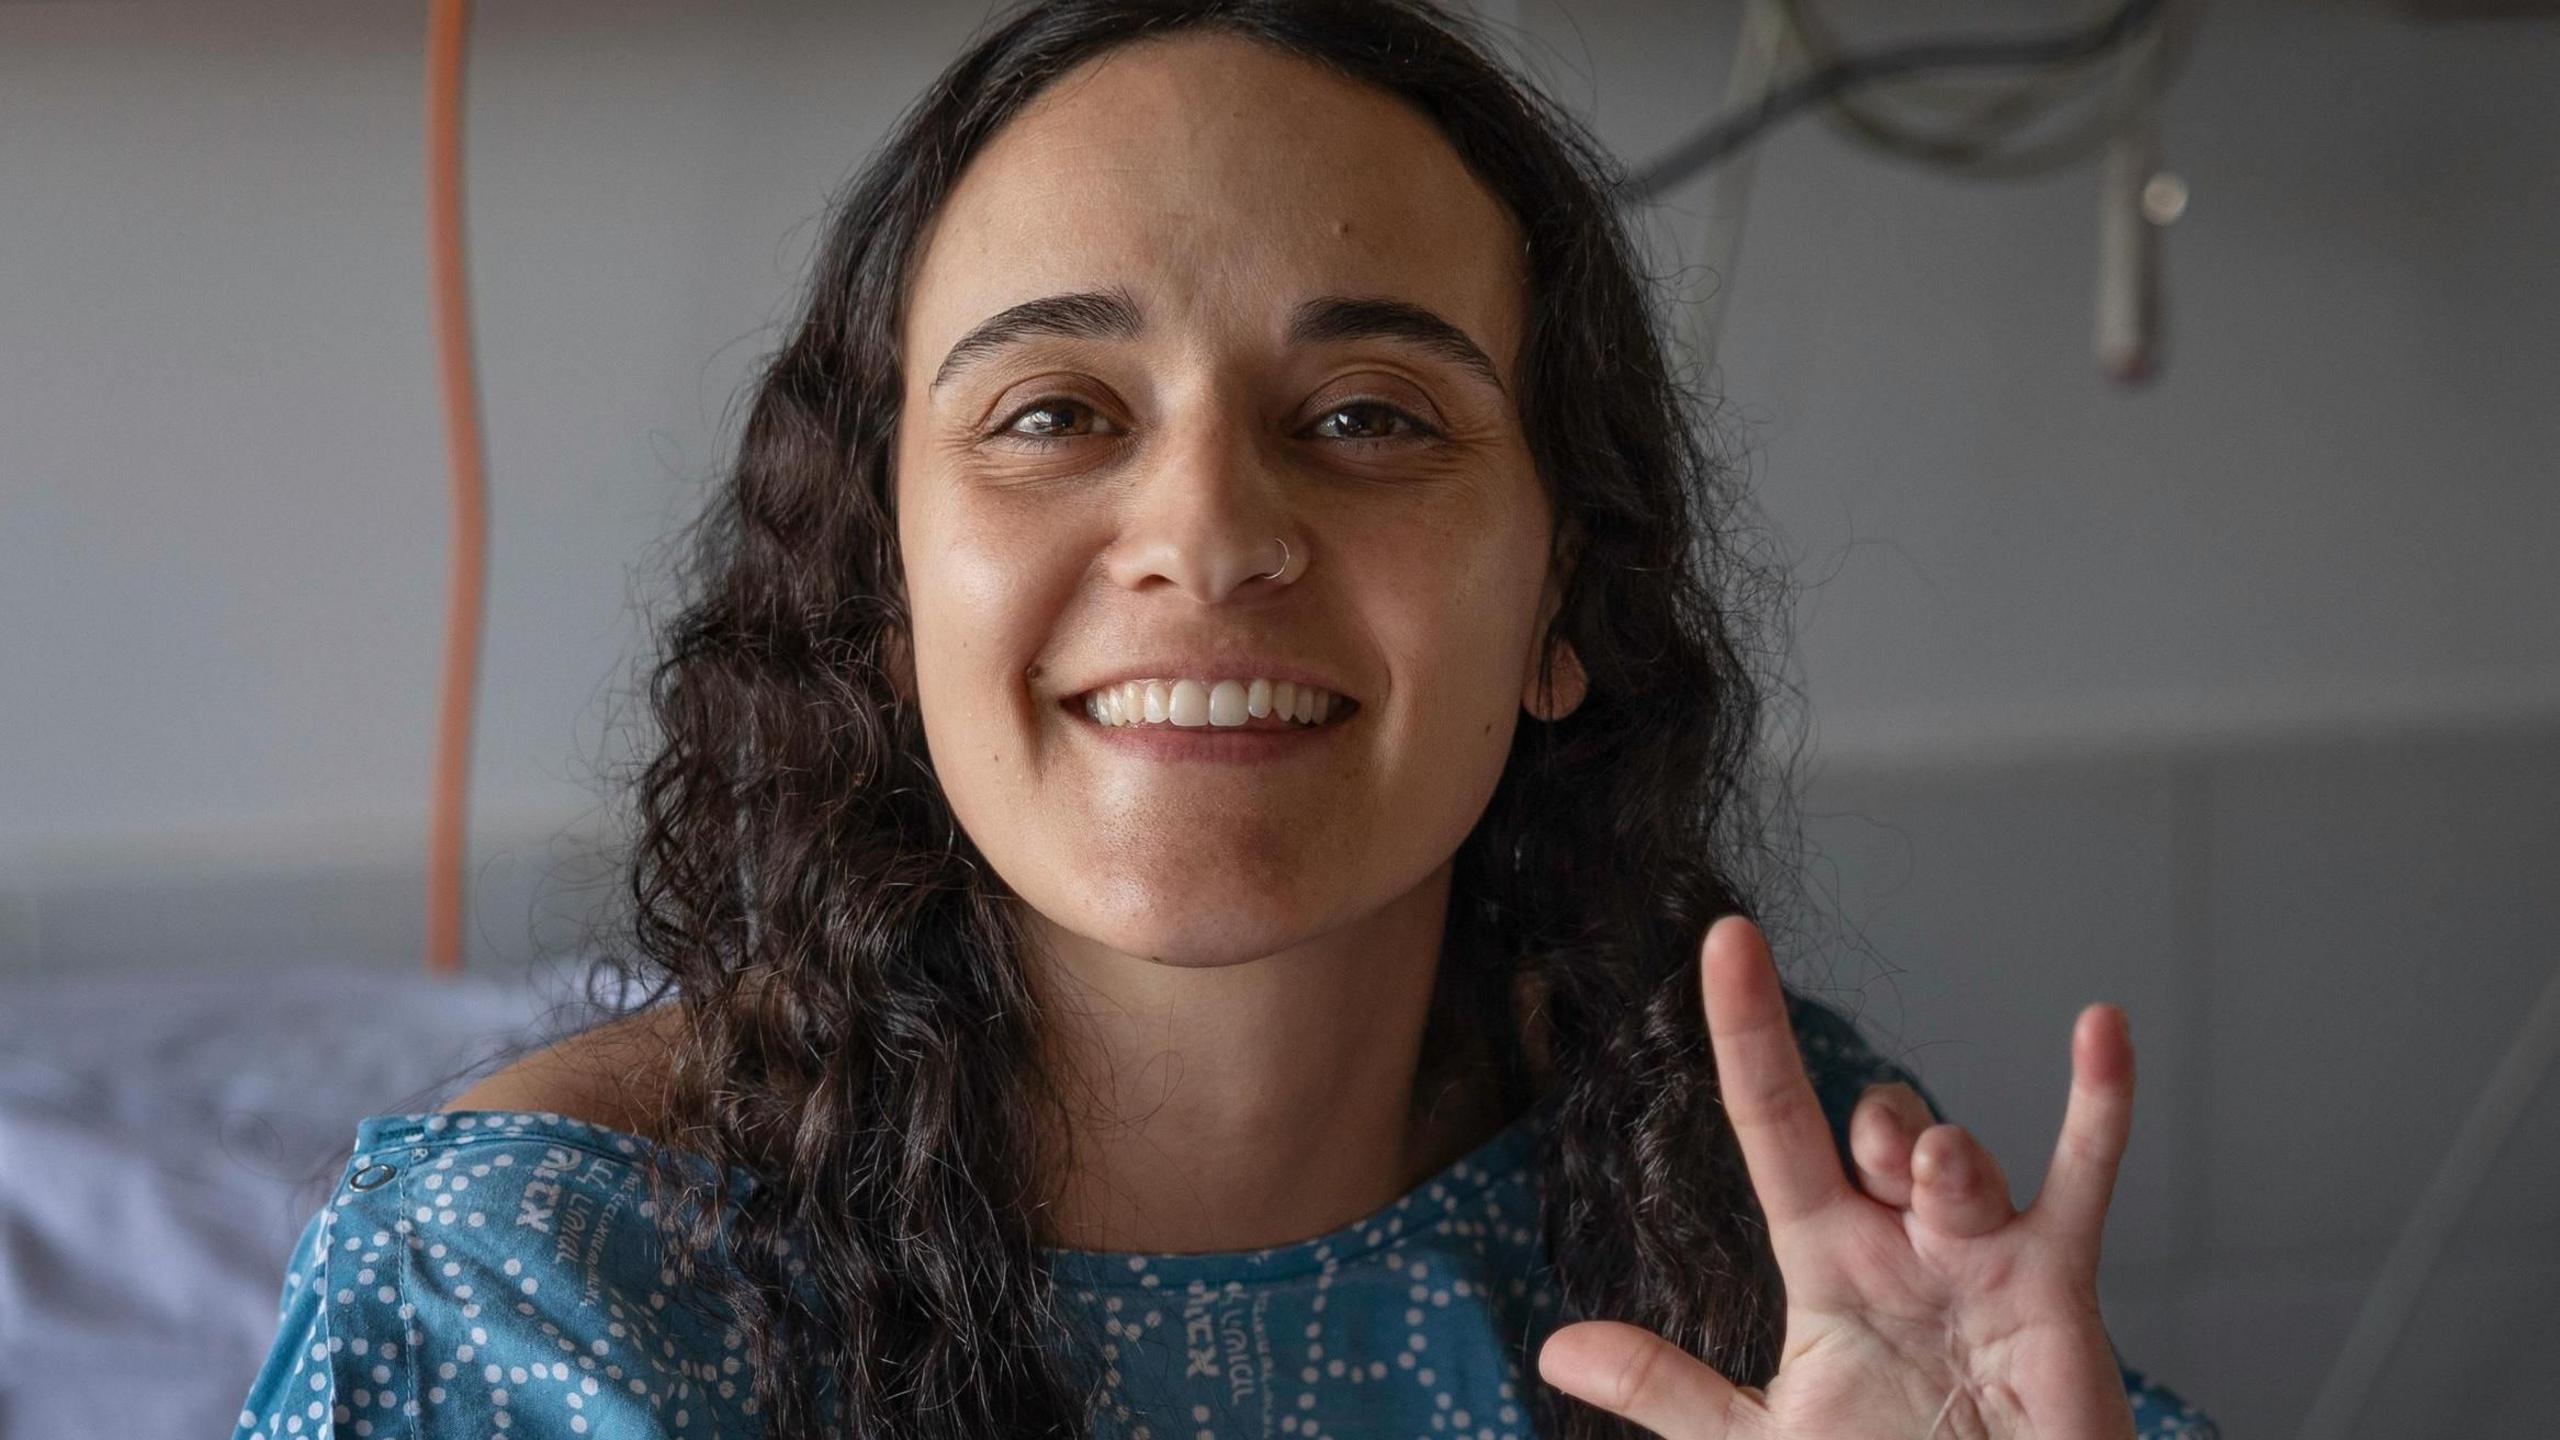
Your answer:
[1537,915,2140,1440]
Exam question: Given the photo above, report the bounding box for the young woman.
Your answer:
[233,3,2219,1437]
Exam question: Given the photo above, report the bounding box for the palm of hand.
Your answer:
[1537,916,2140,1440]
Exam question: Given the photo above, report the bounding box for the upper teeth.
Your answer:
[1083,678,1341,728]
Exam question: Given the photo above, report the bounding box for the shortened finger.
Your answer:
[1701,915,1853,1229]
[1909,1123,2016,1239]
[1849,1081,1932,1207]
[2034,1003,2136,1246]
[1538,1320,1751,1440]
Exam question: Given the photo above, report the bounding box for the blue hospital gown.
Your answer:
[230,994,2219,1439]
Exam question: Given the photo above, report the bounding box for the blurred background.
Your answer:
[2,0,2555,1434]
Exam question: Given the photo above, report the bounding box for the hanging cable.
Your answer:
[424,0,487,977]
[2094,23,2173,383]
[1778,0,2202,179]
[1615,0,2170,203]
[1631,0,2192,386]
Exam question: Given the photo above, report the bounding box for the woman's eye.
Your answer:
[987,397,1439,448]
[992,398,1108,447]
[1309,400,1439,444]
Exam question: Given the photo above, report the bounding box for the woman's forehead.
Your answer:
[903,32,1527,384]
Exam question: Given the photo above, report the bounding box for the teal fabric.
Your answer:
[231,994,2219,1439]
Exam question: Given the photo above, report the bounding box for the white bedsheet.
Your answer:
[0,960,618,1436]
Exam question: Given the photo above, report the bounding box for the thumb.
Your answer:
[1538,1320,1751,1439]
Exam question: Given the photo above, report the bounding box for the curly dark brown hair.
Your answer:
[578,1,1818,1434]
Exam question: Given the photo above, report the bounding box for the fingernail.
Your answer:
[1919,1137,1967,1187]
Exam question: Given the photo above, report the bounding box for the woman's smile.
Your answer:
[1059,682,1360,764]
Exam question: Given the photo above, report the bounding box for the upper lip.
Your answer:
[1060,657,1360,704]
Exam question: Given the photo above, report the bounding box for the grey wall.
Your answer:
[4,2,2555,1435]
[1536,4,2560,1436]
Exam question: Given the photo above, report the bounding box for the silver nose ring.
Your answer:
[1258,537,1291,582]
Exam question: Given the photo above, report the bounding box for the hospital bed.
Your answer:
[0,958,611,1434]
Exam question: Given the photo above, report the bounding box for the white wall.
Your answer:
[4,2,2555,1435]
[0,0,995,877]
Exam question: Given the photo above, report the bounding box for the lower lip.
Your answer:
[1061,698,1358,763]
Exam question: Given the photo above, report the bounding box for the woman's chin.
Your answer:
[1031,878,1341,970]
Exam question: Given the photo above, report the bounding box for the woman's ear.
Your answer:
[1521,578,1587,722]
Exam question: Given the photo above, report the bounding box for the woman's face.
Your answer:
[894,31,1580,969]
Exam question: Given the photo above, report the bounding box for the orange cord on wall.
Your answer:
[423,0,486,977]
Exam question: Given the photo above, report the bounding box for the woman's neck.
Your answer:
[1025,863,1511,1255]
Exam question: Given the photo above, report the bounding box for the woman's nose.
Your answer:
[1100,416,1296,602]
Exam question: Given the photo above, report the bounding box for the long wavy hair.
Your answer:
[584,1,1812,1435]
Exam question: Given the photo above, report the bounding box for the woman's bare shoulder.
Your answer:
[441,1002,685,1141]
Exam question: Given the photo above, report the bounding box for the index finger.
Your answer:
[2031,1002,2136,1249]
[1701,914,1851,1230]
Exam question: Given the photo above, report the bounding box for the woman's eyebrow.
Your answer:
[1286,295,1508,398]
[928,289,1506,397]
[931,288,1143,393]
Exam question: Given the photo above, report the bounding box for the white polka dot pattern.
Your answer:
[223,993,2219,1438]
[226,1109,757,1439]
